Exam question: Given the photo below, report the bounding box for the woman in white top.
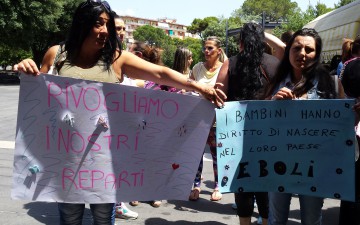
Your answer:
[189,36,227,201]
[190,36,226,85]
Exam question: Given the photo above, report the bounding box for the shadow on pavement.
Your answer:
[145,218,228,225]
[23,202,59,224]
[168,199,235,216]
[286,205,339,225]
[23,202,93,225]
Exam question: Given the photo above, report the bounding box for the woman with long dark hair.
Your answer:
[216,22,280,225]
[16,1,225,224]
[266,29,344,100]
[265,28,344,225]
[17,2,225,107]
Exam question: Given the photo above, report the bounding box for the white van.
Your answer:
[303,0,360,63]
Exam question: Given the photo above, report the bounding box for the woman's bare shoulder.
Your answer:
[40,45,62,73]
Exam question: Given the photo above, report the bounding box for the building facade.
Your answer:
[119,15,196,45]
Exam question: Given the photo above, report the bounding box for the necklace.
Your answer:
[203,62,221,79]
[204,68,218,79]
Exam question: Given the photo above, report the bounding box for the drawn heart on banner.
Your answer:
[172,163,180,170]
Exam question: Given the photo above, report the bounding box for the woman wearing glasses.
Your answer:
[16,1,225,224]
[188,36,227,202]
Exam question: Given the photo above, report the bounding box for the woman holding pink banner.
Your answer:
[265,28,345,225]
[15,1,226,224]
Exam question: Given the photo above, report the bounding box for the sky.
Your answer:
[107,0,340,26]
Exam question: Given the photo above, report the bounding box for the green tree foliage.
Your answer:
[0,44,32,67]
[273,7,309,37]
[335,0,356,8]
[187,17,219,39]
[314,3,333,17]
[0,0,81,65]
[231,8,260,24]
[187,18,208,39]
[133,25,171,48]
[161,39,177,68]
[273,3,332,38]
[242,0,297,21]
[1,0,339,70]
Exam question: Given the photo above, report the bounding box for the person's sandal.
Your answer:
[210,189,222,201]
[129,201,139,206]
[189,187,201,201]
[150,200,162,208]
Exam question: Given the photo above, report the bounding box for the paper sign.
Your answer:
[12,73,215,203]
[216,100,356,201]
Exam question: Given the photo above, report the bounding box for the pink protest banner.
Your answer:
[12,73,215,203]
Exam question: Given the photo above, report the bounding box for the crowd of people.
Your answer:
[15,0,360,225]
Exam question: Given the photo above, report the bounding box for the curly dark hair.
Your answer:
[265,28,336,99]
[64,1,120,71]
[230,22,265,100]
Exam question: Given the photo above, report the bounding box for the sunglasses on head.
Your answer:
[116,26,126,31]
[80,0,111,12]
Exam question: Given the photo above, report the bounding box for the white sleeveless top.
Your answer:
[191,62,222,85]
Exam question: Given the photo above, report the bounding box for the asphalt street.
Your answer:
[0,83,341,225]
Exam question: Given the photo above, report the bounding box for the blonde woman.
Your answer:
[189,36,227,201]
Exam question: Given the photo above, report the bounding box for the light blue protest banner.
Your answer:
[216,100,356,201]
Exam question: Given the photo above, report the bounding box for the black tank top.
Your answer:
[227,53,279,101]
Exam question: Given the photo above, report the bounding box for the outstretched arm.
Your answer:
[116,51,226,107]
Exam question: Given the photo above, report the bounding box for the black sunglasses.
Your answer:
[80,0,111,12]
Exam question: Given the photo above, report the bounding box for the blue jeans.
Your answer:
[58,203,115,225]
[268,192,323,225]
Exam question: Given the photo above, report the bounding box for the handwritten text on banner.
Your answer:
[216,100,355,201]
[12,73,215,203]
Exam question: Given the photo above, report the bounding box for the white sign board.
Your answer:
[12,74,215,203]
